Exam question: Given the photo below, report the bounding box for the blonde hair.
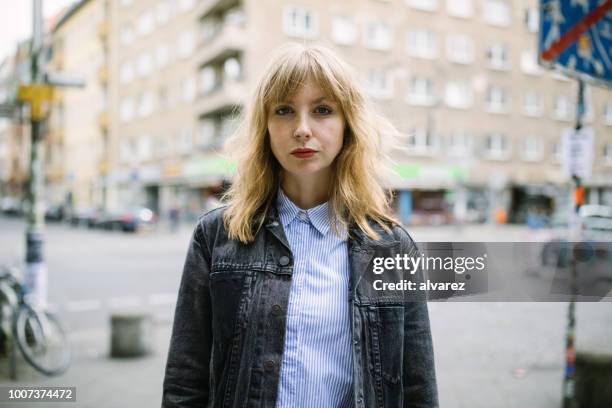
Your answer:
[222,42,401,243]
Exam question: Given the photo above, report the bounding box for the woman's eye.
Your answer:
[315,106,333,115]
[275,106,293,115]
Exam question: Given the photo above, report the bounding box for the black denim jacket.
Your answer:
[162,203,438,408]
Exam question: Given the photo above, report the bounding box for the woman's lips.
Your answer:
[291,149,317,159]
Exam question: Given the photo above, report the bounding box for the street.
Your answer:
[0,215,611,407]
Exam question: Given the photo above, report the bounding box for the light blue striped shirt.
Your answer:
[275,188,354,408]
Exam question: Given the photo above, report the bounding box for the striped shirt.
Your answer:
[275,188,354,408]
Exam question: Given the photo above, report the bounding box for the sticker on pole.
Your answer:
[539,0,612,86]
[562,127,594,179]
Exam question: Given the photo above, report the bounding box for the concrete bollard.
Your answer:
[110,311,153,358]
[575,351,612,408]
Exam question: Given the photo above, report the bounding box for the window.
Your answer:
[521,136,543,161]
[282,6,318,38]
[407,127,437,154]
[119,98,134,122]
[406,0,438,11]
[604,102,612,125]
[524,7,539,33]
[446,0,473,18]
[483,133,510,160]
[367,69,393,100]
[332,16,357,45]
[119,63,133,84]
[182,77,196,102]
[445,81,473,109]
[137,12,155,36]
[178,31,195,58]
[446,34,474,64]
[220,115,240,140]
[120,0,133,7]
[179,0,195,11]
[157,1,171,25]
[406,30,437,59]
[552,141,562,163]
[520,50,542,75]
[120,23,134,45]
[447,129,472,156]
[224,7,246,26]
[406,76,435,106]
[486,85,509,113]
[137,53,153,77]
[485,43,510,70]
[523,90,543,116]
[138,135,153,161]
[155,43,170,68]
[364,23,393,51]
[119,139,134,163]
[197,119,216,148]
[603,144,612,165]
[223,58,242,81]
[553,95,571,120]
[156,134,173,158]
[199,66,216,94]
[137,91,156,117]
[483,0,512,27]
[177,128,193,154]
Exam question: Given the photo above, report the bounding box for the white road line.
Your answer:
[107,296,143,309]
[147,293,177,306]
[65,299,103,313]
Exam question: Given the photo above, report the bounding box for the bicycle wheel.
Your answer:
[13,305,71,376]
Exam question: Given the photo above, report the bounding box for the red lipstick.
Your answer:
[291,148,317,159]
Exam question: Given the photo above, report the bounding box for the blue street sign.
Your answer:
[539,0,612,87]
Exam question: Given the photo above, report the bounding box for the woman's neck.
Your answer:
[280,173,331,210]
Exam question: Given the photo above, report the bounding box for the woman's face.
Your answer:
[267,77,345,182]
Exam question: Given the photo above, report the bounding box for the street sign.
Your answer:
[562,127,594,179]
[17,84,54,120]
[539,0,612,86]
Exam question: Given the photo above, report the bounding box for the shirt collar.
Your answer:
[276,187,331,236]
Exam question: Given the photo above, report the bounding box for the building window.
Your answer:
[604,102,612,125]
[157,1,171,25]
[483,0,511,27]
[155,43,170,68]
[179,0,195,11]
[119,63,133,84]
[223,57,242,81]
[446,34,474,64]
[137,53,153,77]
[138,135,153,162]
[520,50,542,75]
[406,30,437,59]
[367,69,394,100]
[136,12,155,36]
[137,91,156,117]
[182,77,196,102]
[523,90,543,117]
[553,95,571,120]
[364,23,393,51]
[119,98,134,122]
[485,43,510,70]
[282,6,318,38]
[196,119,216,149]
[219,115,240,140]
[407,127,437,154]
[603,143,612,165]
[332,16,357,45]
[445,81,473,109]
[446,0,473,18]
[120,0,133,7]
[524,7,539,33]
[521,136,543,161]
[178,31,195,58]
[177,128,193,154]
[447,129,472,156]
[406,76,436,106]
[199,66,216,94]
[483,133,510,160]
[120,23,134,45]
[485,85,509,113]
[156,134,173,158]
[552,141,562,163]
[405,0,438,11]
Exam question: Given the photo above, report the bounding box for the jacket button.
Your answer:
[264,360,275,371]
[271,304,282,315]
[278,256,290,266]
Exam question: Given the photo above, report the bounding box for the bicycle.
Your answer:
[0,264,71,377]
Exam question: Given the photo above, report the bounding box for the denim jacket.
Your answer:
[162,203,438,408]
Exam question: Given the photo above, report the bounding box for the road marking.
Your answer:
[65,299,103,312]
[107,296,143,309]
[147,293,177,306]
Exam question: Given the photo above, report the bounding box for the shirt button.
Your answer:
[271,304,282,315]
[270,221,279,227]
[278,256,290,266]
[264,360,275,371]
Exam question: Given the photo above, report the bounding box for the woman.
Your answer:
[163,43,438,407]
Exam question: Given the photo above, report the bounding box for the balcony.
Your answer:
[197,24,245,67]
[196,80,244,117]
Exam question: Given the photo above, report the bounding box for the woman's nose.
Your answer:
[293,113,312,139]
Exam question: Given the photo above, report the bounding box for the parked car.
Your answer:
[69,207,103,228]
[1,197,23,216]
[96,207,156,232]
[44,204,65,222]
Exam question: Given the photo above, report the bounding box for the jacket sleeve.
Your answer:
[400,229,439,407]
[162,220,213,407]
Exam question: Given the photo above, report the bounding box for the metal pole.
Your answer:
[561,78,585,408]
[24,0,48,309]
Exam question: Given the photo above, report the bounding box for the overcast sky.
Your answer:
[0,0,76,62]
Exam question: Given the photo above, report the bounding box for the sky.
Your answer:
[0,0,77,62]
